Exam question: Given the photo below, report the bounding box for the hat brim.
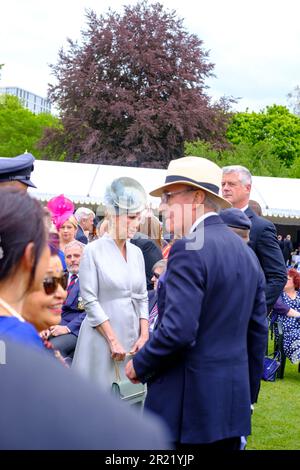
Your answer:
[150,180,231,209]
[23,179,36,188]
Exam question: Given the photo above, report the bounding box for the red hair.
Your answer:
[288,269,300,290]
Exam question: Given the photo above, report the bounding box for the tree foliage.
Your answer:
[40,1,231,167]
[0,94,62,159]
[185,139,289,177]
[226,105,300,166]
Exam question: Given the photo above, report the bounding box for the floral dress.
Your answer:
[275,291,300,363]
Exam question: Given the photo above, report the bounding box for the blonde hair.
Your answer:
[139,215,162,248]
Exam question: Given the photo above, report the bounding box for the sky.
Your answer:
[1,0,299,113]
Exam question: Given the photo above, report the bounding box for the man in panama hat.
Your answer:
[126,156,268,450]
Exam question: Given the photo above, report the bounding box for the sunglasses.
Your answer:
[43,272,69,295]
[152,272,160,280]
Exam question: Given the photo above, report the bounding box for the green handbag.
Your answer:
[112,359,146,406]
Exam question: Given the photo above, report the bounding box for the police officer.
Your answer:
[0,153,36,191]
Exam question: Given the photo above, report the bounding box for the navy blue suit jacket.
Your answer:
[61,280,85,336]
[245,207,286,310]
[133,215,268,445]
[75,225,88,245]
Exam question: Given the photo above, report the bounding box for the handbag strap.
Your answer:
[113,352,134,382]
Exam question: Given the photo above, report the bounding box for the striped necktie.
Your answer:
[67,274,78,294]
[149,302,158,329]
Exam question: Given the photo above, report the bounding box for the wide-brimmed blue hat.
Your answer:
[0,153,36,188]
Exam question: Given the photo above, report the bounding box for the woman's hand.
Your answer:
[40,329,51,340]
[130,333,149,354]
[109,338,126,361]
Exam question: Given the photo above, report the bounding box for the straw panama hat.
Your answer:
[150,156,231,209]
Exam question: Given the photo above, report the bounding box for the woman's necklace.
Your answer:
[0,297,24,322]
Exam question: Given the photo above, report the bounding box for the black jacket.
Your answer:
[245,207,286,310]
[131,233,162,290]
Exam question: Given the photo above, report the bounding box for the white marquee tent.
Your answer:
[28,160,300,224]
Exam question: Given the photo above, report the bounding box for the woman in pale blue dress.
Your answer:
[72,177,149,390]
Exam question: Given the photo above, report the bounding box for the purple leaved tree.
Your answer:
[40,1,232,167]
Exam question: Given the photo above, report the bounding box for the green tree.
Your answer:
[185,139,289,177]
[226,105,300,166]
[0,94,62,159]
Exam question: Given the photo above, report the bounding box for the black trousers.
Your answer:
[49,333,77,358]
[176,436,241,451]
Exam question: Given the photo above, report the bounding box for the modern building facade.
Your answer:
[0,87,51,114]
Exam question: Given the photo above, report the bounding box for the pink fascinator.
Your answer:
[47,194,76,231]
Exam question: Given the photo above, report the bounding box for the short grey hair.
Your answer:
[64,240,85,253]
[222,165,252,185]
[74,207,95,223]
[203,193,222,213]
[152,259,167,273]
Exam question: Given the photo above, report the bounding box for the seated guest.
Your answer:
[272,269,300,363]
[148,259,167,333]
[74,207,96,244]
[47,240,86,359]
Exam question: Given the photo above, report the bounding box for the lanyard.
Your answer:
[0,297,25,322]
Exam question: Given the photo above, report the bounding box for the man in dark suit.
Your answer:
[49,240,85,358]
[0,340,170,449]
[74,207,95,244]
[126,156,268,449]
[221,165,286,312]
[131,233,163,290]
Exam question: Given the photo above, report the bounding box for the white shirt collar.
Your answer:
[189,212,218,234]
[240,204,249,212]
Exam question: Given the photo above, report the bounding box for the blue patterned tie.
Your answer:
[67,274,77,294]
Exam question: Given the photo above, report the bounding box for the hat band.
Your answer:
[165,175,219,195]
[0,174,30,182]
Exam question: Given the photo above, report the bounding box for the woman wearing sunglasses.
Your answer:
[0,189,50,348]
[22,244,68,337]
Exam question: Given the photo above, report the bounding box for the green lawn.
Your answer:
[247,340,300,450]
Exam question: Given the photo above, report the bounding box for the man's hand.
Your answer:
[125,359,140,384]
[49,325,70,337]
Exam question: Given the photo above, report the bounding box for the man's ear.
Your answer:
[245,184,252,194]
[22,242,35,271]
[193,189,206,204]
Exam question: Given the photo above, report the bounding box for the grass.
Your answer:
[247,337,300,450]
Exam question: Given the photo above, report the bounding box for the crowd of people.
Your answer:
[0,152,299,450]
